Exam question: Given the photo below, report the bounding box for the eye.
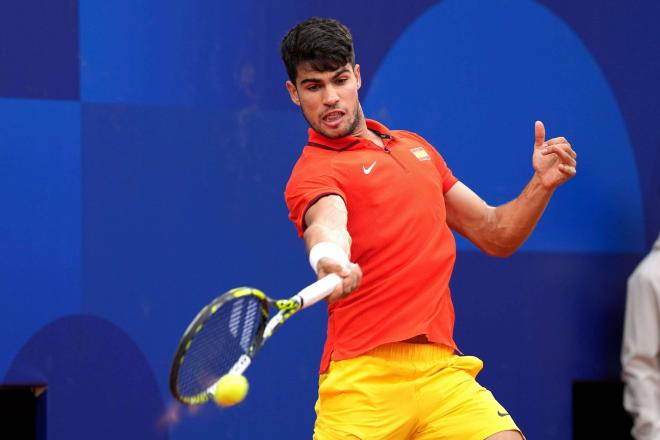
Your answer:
[335,77,348,85]
[306,84,321,91]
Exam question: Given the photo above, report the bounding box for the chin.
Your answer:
[325,128,350,139]
[320,122,353,139]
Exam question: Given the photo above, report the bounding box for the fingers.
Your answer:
[541,138,577,179]
[532,125,577,185]
[341,263,362,293]
[546,137,577,159]
[541,143,577,167]
[534,121,546,147]
[319,260,362,303]
[558,163,577,176]
[327,282,344,304]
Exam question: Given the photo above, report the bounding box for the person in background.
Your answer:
[622,232,660,440]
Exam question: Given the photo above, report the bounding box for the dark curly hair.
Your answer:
[280,17,355,84]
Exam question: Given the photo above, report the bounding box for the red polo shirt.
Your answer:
[285,119,459,373]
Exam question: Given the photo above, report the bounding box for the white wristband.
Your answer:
[309,242,349,274]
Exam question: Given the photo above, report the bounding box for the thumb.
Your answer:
[534,120,545,147]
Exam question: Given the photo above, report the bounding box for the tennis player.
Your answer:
[281,17,576,440]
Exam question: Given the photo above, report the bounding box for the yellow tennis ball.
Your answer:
[213,373,249,407]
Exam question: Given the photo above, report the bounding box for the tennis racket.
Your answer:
[169,273,341,405]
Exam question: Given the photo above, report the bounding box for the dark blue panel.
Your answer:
[452,251,640,440]
[0,98,80,377]
[4,316,167,440]
[0,0,79,100]
[540,0,660,247]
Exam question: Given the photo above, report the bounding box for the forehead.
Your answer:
[295,62,352,83]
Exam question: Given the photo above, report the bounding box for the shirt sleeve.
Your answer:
[402,131,458,193]
[284,158,346,238]
[431,149,459,193]
[621,250,660,440]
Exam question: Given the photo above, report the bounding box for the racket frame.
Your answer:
[169,274,341,405]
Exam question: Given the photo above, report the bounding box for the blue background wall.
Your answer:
[1,0,658,438]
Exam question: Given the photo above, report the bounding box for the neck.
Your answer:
[350,113,370,139]
[346,107,384,147]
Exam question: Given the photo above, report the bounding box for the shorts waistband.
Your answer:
[366,341,456,362]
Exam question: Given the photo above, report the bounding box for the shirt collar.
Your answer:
[307,119,393,151]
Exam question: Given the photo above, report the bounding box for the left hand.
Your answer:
[532,120,577,189]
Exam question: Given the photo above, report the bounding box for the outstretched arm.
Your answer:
[304,195,362,302]
[445,121,577,257]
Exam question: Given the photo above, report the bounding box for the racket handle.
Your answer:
[297,273,342,310]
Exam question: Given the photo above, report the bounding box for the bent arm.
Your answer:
[303,195,352,257]
[303,195,362,302]
[445,121,576,257]
[445,177,553,257]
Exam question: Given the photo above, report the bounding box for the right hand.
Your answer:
[317,258,362,303]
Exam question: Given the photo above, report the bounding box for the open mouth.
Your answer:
[322,110,345,126]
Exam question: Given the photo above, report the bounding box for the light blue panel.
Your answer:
[364,0,644,252]
[0,98,81,377]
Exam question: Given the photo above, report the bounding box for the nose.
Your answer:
[323,86,340,107]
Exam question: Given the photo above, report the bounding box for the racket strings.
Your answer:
[176,295,263,397]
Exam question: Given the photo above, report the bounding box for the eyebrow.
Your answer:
[299,68,351,85]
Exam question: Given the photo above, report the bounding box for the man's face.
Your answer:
[286,62,363,139]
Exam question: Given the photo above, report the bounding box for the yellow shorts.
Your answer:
[313,342,523,440]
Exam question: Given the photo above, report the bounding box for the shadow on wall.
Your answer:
[3,315,168,440]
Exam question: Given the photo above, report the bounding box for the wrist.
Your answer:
[309,242,349,274]
[531,172,557,193]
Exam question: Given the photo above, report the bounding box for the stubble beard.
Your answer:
[302,103,364,139]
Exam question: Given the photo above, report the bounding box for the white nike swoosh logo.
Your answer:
[362,161,376,174]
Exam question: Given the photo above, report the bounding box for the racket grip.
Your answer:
[297,273,342,310]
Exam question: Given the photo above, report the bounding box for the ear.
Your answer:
[285,80,301,106]
[354,64,362,90]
